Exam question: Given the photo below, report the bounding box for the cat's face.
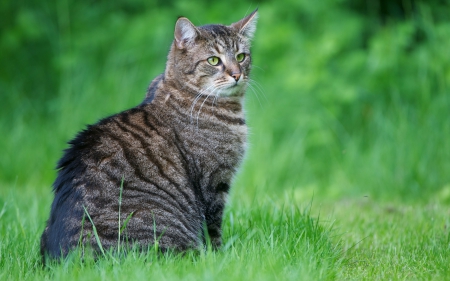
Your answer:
[170,10,258,98]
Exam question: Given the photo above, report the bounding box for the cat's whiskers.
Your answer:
[247,83,262,108]
[189,84,217,124]
[189,93,203,123]
[214,80,246,97]
[196,86,218,128]
[248,79,267,108]
[249,78,266,99]
[251,64,266,72]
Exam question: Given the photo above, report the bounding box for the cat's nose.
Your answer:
[231,73,241,82]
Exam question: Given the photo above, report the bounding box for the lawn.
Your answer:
[1,0,449,280]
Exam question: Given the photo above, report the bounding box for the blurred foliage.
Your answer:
[1,0,449,201]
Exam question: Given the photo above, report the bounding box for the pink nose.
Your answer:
[231,73,241,82]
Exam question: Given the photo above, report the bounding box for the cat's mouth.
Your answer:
[217,82,246,97]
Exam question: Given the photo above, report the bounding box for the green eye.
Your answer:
[236,53,246,62]
[207,56,220,66]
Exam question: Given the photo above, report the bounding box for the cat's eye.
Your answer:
[236,53,246,62]
[207,56,221,66]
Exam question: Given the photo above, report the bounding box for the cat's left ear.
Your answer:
[175,17,199,49]
[231,9,258,40]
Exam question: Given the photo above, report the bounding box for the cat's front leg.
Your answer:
[205,182,230,250]
[205,182,230,249]
[205,202,224,249]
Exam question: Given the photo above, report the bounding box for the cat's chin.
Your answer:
[216,83,247,98]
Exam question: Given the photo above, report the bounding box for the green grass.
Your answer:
[321,199,450,280]
[1,0,450,279]
[2,187,449,280]
[0,187,340,280]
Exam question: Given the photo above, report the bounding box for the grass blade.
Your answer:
[83,205,106,258]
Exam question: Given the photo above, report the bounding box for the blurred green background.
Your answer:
[1,0,449,203]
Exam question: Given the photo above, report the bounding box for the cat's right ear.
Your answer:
[231,9,258,40]
[174,17,198,49]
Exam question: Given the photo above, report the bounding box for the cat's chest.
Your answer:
[180,120,247,162]
[177,122,246,190]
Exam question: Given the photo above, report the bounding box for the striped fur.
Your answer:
[40,10,258,261]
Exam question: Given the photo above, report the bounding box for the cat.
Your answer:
[40,9,258,262]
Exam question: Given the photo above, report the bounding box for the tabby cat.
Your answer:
[40,10,258,261]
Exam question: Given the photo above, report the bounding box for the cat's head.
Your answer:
[166,9,258,98]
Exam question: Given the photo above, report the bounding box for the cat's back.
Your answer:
[54,99,193,204]
[54,104,171,191]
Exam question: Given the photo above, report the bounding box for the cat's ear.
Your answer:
[231,9,258,40]
[174,17,199,49]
